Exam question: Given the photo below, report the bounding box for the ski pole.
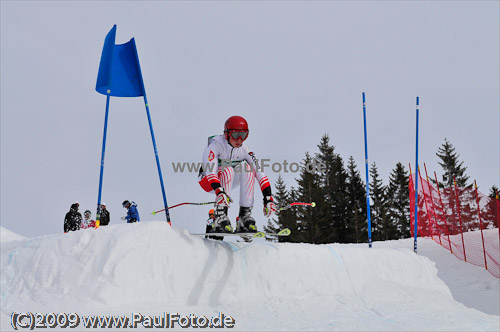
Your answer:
[152,201,215,215]
[279,202,316,211]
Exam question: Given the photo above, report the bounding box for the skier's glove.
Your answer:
[120,216,126,221]
[263,196,277,218]
[215,188,232,207]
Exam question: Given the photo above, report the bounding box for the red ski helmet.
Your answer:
[224,116,249,141]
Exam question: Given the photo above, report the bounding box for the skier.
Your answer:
[198,115,277,233]
[81,210,96,229]
[99,202,110,226]
[121,200,140,223]
[64,202,82,233]
[205,209,223,240]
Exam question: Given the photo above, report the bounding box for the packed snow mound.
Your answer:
[0,226,25,243]
[1,222,498,331]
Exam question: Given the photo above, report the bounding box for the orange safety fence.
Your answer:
[409,171,500,278]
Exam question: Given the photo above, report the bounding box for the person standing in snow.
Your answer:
[198,115,277,233]
[99,202,110,226]
[121,200,140,223]
[64,202,82,233]
[81,210,96,229]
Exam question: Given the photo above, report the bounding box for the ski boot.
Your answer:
[213,206,233,233]
[237,206,257,232]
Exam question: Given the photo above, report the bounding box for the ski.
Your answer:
[273,228,291,236]
[193,228,291,238]
[193,231,265,238]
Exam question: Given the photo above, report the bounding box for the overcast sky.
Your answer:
[1,1,499,237]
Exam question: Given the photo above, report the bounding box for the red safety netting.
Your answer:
[409,173,500,278]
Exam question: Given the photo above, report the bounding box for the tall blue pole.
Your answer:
[414,96,420,253]
[143,95,171,225]
[96,92,111,224]
[362,92,373,248]
[130,39,171,225]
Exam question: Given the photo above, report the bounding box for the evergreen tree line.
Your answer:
[265,136,498,244]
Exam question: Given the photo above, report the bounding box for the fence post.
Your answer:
[418,167,436,240]
[424,164,442,245]
[434,172,452,254]
[453,176,467,262]
[474,181,488,270]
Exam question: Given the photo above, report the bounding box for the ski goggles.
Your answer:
[228,130,248,140]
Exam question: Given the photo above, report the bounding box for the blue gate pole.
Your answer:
[130,38,171,225]
[414,97,420,253]
[143,95,171,225]
[362,92,373,248]
[96,92,111,225]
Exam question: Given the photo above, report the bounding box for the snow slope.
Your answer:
[369,236,500,316]
[0,227,26,243]
[1,222,499,331]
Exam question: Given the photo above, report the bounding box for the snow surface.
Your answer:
[369,232,500,317]
[1,223,499,331]
[0,227,26,243]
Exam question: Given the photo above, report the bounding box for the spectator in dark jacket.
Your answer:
[99,202,110,226]
[122,200,140,223]
[64,202,82,232]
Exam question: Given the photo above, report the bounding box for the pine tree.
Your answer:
[387,162,410,238]
[315,135,349,243]
[436,138,470,188]
[315,135,336,240]
[295,152,328,243]
[288,187,301,238]
[346,156,368,243]
[483,185,500,229]
[265,175,285,236]
[265,175,296,242]
[330,153,350,243]
[369,162,392,241]
[488,185,499,199]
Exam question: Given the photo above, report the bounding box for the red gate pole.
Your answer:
[435,172,452,254]
[474,181,488,270]
[453,176,467,262]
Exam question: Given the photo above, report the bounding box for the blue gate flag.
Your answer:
[96,25,145,97]
[95,25,171,225]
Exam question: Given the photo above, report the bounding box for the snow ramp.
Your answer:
[1,222,498,331]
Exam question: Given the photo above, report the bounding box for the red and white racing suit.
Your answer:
[198,135,271,207]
